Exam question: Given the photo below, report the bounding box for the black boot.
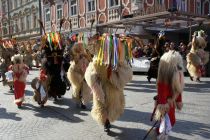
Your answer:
[196,78,201,82]
[104,119,111,132]
[190,76,193,81]
[80,102,86,109]
[147,76,151,83]
[10,86,13,91]
[54,97,58,101]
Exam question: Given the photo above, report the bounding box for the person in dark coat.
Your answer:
[147,31,165,83]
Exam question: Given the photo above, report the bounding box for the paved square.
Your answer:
[0,69,210,140]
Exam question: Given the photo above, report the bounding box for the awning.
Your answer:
[96,11,210,32]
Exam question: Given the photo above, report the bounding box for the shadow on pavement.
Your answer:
[173,120,210,139]
[125,80,156,93]
[119,109,153,124]
[21,99,87,123]
[107,125,147,140]
[184,81,210,93]
[0,108,22,121]
[118,109,210,139]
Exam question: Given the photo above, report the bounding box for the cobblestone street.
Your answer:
[0,69,210,140]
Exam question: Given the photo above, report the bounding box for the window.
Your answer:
[20,0,23,5]
[21,17,24,31]
[157,0,164,5]
[3,23,8,35]
[10,20,14,34]
[109,0,119,7]
[176,0,187,12]
[14,0,17,9]
[9,0,13,10]
[33,13,37,28]
[45,8,50,22]
[203,1,210,15]
[70,0,77,15]
[2,1,6,13]
[196,1,201,15]
[14,19,18,33]
[87,0,95,12]
[26,15,31,30]
[57,5,63,20]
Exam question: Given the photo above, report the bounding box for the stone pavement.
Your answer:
[0,69,210,140]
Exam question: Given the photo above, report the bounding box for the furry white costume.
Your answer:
[85,56,132,132]
[150,50,184,139]
[187,31,209,81]
[67,43,92,109]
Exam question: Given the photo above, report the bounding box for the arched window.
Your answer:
[26,15,31,30]
[20,17,25,31]
[176,0,187,12]
[33,13,37,28]
[196,0,201,15]
[203,0,210,15]
[3,22,8,35]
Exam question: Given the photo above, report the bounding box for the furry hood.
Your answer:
[70,42,92,63]
[11,54,24,64]
[157,50,184,96]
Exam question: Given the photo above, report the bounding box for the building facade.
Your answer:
[42,0,210,33]
[0,0,41,40]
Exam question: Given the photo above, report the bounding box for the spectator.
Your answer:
[164,42,170,52]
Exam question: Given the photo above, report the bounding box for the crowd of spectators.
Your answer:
[132,41,189,60]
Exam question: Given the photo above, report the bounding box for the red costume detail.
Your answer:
[157,82,182,127]
[14,80,26,106]
[40,69,47,81]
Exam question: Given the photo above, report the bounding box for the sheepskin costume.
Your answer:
[67,43,92,108]
[9,54,29,108]
[151,50,184,139]
[85,56,132,130]
[23,44,33,69]
[187,31,209,81]
[31,69,48,107]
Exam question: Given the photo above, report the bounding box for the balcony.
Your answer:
[108,6,121,22]
[132,4,166,16]
[86,11,96,27]
[154,4,166,13]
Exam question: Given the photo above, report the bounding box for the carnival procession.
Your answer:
[0,0,210,140]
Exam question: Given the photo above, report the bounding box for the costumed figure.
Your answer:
[9,54,29,108]
[31,68,48,107]
[85,34,133,132]
[0,40,16,88]
[38,19,70,101]
[187,30,209,82]
[32,42,42,68]
[150,50,184,140]
[23,42,33,69]
[147,31,165,83]
[67,42,92,109]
